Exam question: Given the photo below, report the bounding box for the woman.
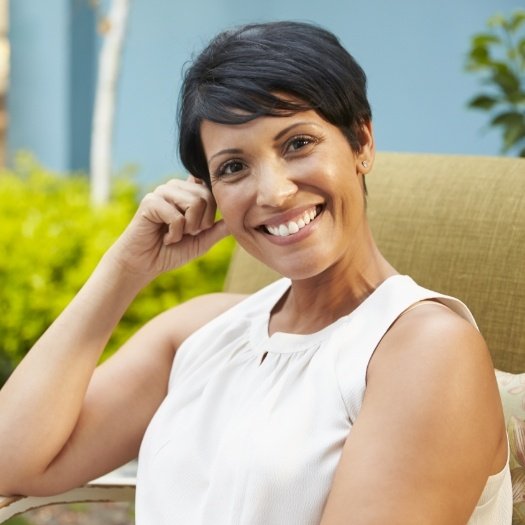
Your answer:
[0,21,511,524]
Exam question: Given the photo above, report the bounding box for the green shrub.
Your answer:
[0,154,235,386]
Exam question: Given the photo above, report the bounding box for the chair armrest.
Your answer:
[0,475,136,523]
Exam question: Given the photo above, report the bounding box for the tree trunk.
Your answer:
[90,0,130,205]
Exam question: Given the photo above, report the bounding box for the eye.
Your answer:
[215,159,246,179]
[285,135,316,153]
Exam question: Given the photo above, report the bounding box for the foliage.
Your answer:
[465,9,525,157]
[0,154,235,387]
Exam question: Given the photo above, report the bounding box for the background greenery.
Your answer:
[0,154,235,387]
[465,9,525,156]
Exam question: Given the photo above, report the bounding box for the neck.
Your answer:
[269,228,397,335]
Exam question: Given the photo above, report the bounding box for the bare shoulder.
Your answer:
[158,292,249,348]
[321,301,508,524]
[368,301,506,472]
[369,300,494,382]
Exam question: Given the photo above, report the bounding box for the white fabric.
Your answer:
[136,275,512,524]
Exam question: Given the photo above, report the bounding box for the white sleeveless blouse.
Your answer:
[136,275,512,524]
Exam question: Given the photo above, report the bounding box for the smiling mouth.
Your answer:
[260,205,323,237]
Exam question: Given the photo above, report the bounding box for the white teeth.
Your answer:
[288,221,299,234]
[264,206,320,237]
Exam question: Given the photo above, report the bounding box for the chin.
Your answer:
[264,257,331,282]
[235,236,337,282]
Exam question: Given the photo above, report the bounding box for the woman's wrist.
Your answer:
[97,244,159,292]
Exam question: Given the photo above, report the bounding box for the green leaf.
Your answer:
[467,94,500,110]
[490,111,524,127]
[518,146,525,158]
[472,33,501,47]
[489,111,525,151]
[465,46,493,71]
[468,45,490,63]
[508,92,525,105]
[492,61,514,75]
[503,121,525,151]
[491,66,521,95]
[519,39,525,60]
[509,10,525,32]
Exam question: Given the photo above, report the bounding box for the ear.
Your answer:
[356,121,375,175]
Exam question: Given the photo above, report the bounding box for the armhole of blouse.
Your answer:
[399,298,453,317]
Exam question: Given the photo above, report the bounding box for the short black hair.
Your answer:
[178,21,372,188]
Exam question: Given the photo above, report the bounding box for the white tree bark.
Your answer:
[90,0,131,205]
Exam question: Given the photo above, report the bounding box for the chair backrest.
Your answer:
[224,152,525,373]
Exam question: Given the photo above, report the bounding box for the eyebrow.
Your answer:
[273,121,320,141]
[207,121,321,164]
[208,148,243,164]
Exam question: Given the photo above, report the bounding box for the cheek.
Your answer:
[213,187,247,228]
[294,149,354,182]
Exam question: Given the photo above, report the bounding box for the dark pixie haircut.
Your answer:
[178,21,372,187]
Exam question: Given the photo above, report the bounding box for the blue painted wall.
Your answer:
[8,0,95,172]
[8,0,521,184]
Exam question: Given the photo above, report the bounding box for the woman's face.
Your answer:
[200,110,374,280]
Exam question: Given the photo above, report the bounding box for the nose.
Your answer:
[255,162,298,208]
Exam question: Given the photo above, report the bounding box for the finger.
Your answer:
[163,216,185,245]
[156,181,216,235]
[184,191,216,235]
[140,193,185,243]
[186,174,204,185]
[185,176,217,230]
[174,187,209,235]
[200,191,218,231]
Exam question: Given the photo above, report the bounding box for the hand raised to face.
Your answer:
[107,176,229,281]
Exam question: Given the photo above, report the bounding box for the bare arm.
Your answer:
[0,177,231,496]
[320,303,507,525]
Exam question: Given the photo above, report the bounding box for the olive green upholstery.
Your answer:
[225,152,525,373]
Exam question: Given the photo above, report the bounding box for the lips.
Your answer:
[261,205,322,237]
